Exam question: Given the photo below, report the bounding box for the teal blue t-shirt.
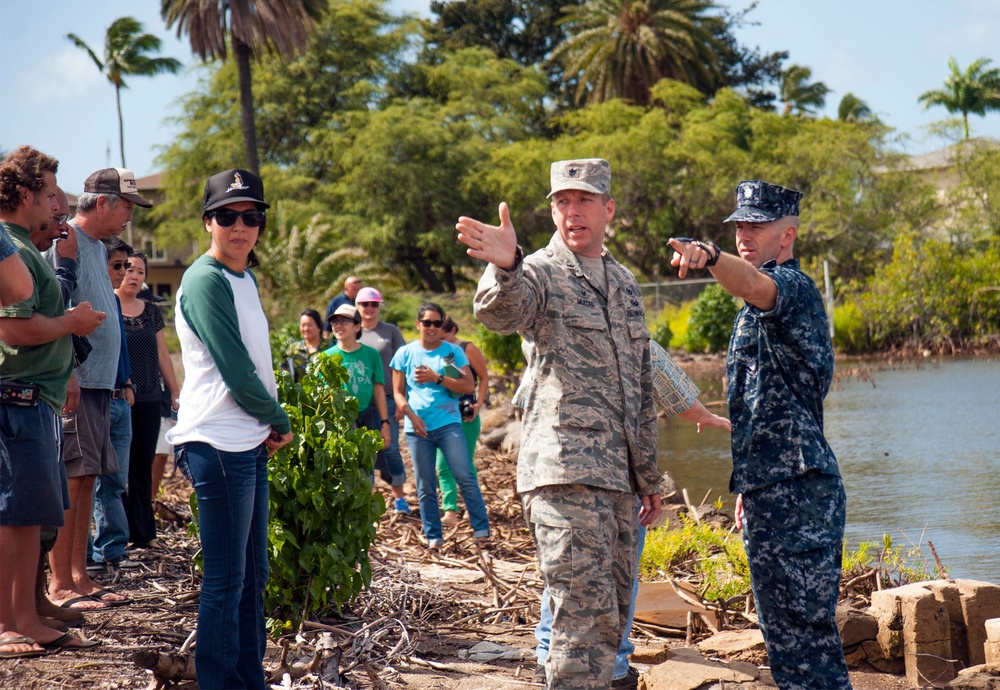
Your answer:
[390,341,468,433]
[323,343,383,412]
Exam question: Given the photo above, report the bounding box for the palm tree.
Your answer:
[779,64,829,116]
[837,92,872,122]
[552,0,721,106]
[67,17,182,168]
[161,0,327,174]
[918,57,1000,139]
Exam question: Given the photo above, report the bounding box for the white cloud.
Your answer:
[19,48,104,105]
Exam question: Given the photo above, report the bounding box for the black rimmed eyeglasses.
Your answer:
[108,261,132,271]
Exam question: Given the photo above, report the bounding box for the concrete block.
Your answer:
[985,641,1000,666]
[986,619,1000,643]
[903,592,956,686]
[958,581,1000,667]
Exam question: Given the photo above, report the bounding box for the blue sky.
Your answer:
[2,0,998,196]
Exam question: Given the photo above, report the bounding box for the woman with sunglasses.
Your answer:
[390,303,492,552]
[166,169,291,689]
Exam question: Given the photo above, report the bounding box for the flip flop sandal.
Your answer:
[0,636,48,659]
[58,595,108,611]
[475,537,493,551]
[89,588,133,607]
[40,632,101,651]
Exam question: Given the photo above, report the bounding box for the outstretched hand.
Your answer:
[457,202,518,270]
[667,237,708,279]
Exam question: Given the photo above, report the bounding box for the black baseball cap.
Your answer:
[202,169,270,213]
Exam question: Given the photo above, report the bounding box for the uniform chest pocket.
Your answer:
[560,311,611,370]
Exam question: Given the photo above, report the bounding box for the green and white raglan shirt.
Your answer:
[166,255,289,452]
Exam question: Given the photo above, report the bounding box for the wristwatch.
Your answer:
[436,374,444,385]
[380,419,390,426]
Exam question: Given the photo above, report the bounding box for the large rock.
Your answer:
[641,646,766,690]
[946,663,1000,689]
[837,606,879,648]
[696,629,768,666]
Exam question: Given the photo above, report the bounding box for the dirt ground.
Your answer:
[1,451,912,690]
[0,353,919,689]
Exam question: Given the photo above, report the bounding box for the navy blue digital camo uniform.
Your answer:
[728,257,851,690]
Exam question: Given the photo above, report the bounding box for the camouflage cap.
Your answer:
[723,180,803,223]
[547,158,611,198]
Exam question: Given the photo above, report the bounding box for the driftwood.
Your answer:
[133,649,197,685]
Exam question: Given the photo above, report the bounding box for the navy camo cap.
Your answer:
[723,180,803,223]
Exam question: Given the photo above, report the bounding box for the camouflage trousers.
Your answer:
[524,484,637,690]
[742,471,852,690]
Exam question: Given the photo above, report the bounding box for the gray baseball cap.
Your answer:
[724,180,803,223]
[547,158,611,198]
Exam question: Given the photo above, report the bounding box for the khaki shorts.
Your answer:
[62,388,118,478]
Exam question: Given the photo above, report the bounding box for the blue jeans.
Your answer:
[373,396,406,486]
[536,519,646,680]
[91,397,132,562]
[177,441,270,690]
[405,423,489,547]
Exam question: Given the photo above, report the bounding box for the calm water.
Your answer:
[657,357,1000,581]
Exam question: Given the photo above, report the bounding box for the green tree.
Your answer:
[918,57,1000,139]
[161,0,327,174]
[779,64,829,115]
[67,17,181,167]
[837,92,872,122]
[552,0,722,106]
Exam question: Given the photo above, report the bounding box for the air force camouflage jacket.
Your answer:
[474,232,661,496]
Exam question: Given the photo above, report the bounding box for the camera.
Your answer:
[460,398,475,420]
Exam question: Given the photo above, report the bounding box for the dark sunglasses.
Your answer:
[109,261,132,271]
[419,319,444,328]
[357,301,380,308]
[208,209,266,227]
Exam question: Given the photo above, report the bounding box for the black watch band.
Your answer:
[694,240,721,266]
[437,375,444,385]
[380,419,390,426]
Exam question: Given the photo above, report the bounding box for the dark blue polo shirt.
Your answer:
[726,258,839,494]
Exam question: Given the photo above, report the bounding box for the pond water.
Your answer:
[657,357,1000,581]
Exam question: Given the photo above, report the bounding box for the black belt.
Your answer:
[0,381,41,407]
[111,388,127,400]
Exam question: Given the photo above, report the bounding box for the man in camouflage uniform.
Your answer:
[457,159,662,690]
[668,180,851,690]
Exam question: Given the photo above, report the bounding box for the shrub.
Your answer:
[641,514,750,603]
[832,300,870,353]
[685,284,738,353]
[266,354,385,632]
[649,314,673,351]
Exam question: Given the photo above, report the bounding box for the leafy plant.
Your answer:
[685,283,738,353]
[266,354,385,632]
[641,514,750,602]
[842,533,936,597]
